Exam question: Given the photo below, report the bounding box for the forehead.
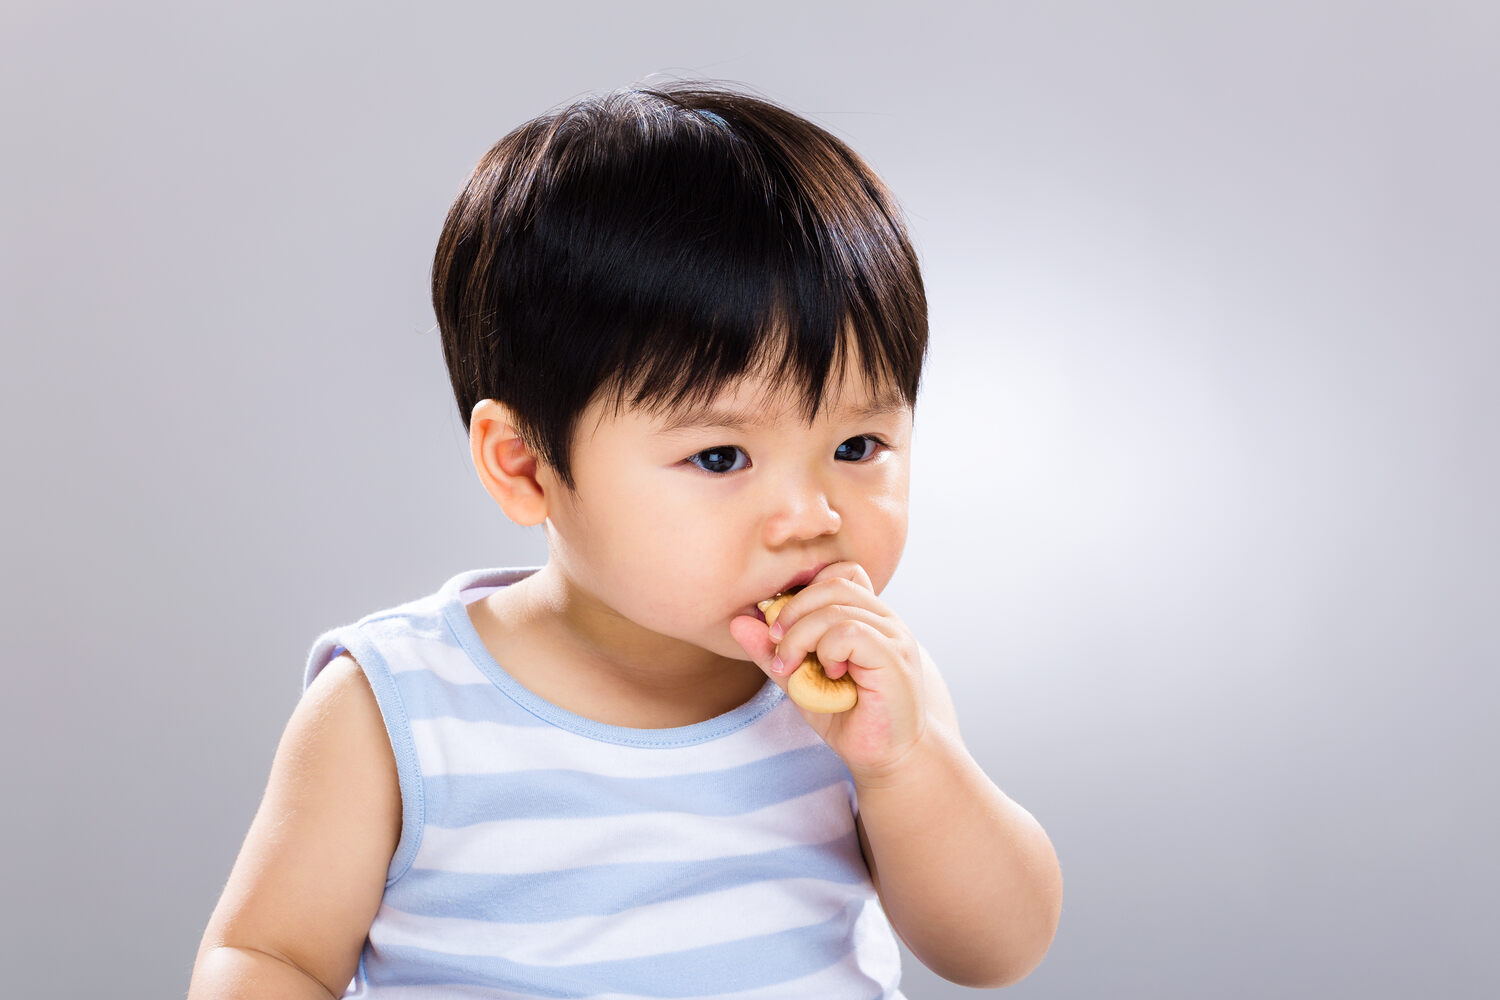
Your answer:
[583,363,908,443]
[649,362,908,432]
[660,389,903,435]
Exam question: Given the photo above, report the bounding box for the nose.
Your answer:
[762,473,842,546]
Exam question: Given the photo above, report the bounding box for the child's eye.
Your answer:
[684,436,889,476]
[686,445,749,475]
[836,435,888,462]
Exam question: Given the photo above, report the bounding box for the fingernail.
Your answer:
[768,622,784,641]
[770,656,785,674]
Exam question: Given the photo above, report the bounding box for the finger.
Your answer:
[728,614,779,675]
[773,603,896,675]
[811,561,874,593]
[767,578,892,643]
[812,620,903,680]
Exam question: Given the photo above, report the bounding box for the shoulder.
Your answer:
[296,652,401,846]
[313,648,373,697]
[306,651,381,725]
[308,649,392,733]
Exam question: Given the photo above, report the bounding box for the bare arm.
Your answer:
[189,945,339,999]
[187,653,402,999]
[854,646,1062,989]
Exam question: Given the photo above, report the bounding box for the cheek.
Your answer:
[597,477,737,599]
[607,472,719,543]
[859,490,910,590]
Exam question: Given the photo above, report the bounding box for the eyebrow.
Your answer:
[655,397,908,435]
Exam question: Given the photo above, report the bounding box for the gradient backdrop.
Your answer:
[2,2,1495,997]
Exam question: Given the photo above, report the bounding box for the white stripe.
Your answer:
[409,699,819,777]
[412,783,854,875]
[850,892,905,988]
[369,877,870,966]
[352,943,906,1000]
[383,634,492,685]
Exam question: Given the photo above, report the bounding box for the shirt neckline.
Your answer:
[437,566,785,748]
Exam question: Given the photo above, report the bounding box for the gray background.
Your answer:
[2,1,1495,997]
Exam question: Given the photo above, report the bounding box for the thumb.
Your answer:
[729,614,778,674]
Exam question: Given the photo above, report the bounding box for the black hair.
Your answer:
[432,79,928,492]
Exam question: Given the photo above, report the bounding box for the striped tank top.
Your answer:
[302,566,907,999]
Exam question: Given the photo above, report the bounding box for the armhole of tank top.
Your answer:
[304,622,426,890]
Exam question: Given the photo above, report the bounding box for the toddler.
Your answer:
[189,81,1062,999]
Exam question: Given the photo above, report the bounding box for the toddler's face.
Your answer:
[543,360,913,663]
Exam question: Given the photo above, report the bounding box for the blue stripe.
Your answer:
[363,904,871,997]
[423,744,848,825]
[388,832,868,923]
[393,670,552,726]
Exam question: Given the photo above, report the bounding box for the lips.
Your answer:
[736,563,833,624]
[774,562,831,600]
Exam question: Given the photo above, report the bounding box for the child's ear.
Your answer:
[469,399,551,527]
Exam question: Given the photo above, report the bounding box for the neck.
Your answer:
[504,564,753,699]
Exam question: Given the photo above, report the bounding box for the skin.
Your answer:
[469,348,1062,987]
[468,351,915,730]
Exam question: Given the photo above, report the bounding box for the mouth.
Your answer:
[775,563,830,597]
[735,602,770,624]
[739,563,832,624]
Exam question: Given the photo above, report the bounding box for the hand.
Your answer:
[729,561,929,784]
